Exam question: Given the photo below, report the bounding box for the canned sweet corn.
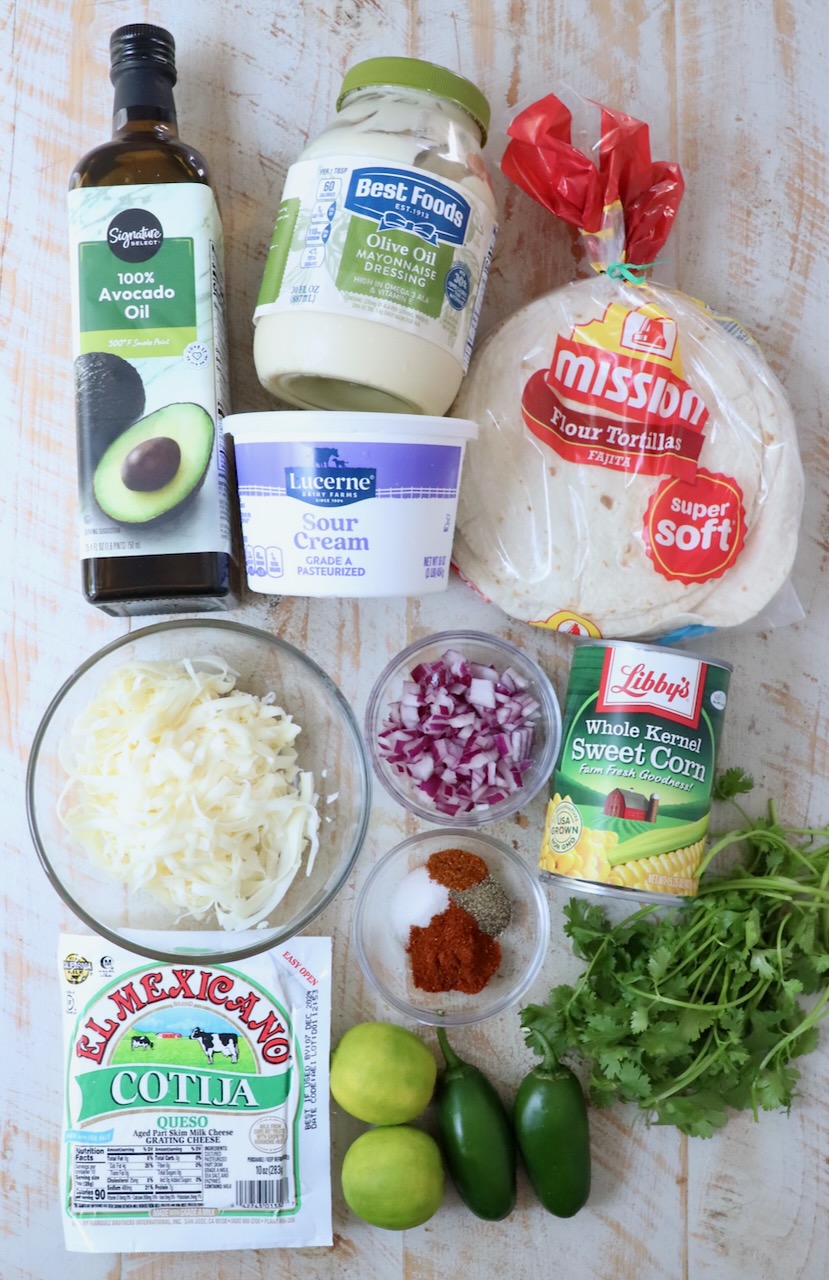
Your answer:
[539,641,730,903]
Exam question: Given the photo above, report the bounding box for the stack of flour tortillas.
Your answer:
[451,90,803,640]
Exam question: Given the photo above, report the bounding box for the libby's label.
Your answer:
[254,155,497,369]
[539,642,730,899]
[68,183,231,562]
[596,644,706,727]
[521,301,710,479]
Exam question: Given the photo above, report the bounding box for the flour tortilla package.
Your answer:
[58,933,331,1252]
[452,88,803,642]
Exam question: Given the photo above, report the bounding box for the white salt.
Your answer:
[390,865,450,940]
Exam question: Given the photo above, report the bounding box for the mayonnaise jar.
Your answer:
[253,58,497,416]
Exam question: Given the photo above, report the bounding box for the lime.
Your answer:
[330,1022,436,1124]
[342,1126,444,1230]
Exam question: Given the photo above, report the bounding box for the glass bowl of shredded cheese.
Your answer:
[353,829,550,1025]
[26,619,371,963]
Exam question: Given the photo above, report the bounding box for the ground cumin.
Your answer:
[426,847,489,891]
[407,901,501,994]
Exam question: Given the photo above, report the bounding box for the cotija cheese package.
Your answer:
[58,933,332,1251]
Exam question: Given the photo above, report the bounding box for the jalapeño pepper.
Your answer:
[513,1030,591,1217]
[433,1026,516,1220]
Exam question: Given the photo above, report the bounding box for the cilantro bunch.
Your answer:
[522,772,829,1137]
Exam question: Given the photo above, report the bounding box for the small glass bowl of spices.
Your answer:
[353,829,549,1025]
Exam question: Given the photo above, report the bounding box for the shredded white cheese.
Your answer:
[57,657,320,930]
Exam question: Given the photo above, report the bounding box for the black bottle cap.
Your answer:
[110,24,176,82]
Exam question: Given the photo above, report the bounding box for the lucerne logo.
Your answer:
[285,447,376,508]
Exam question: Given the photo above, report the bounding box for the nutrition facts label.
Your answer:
[72,1145,226,1210]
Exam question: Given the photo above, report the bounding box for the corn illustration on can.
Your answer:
[539,641,731,903]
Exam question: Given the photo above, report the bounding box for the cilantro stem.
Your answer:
[758,983,829,1072]
[619,974,770,1012]
[669,931,720,980]
[565,903,659,1015]
[700,877,824,904]
[777,839,826,873]
[697,830,753,877]
[774,913,790,977]
[673,911,716,950]
[692,958,726,1006]
[776,827,829,841]
[683,948,725,994]
[647,1033,726,1105]
[565,936,612,1015]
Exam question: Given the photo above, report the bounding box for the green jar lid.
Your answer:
[337,57,491,143]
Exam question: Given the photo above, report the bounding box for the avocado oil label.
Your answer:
[539,642,730,900]
[68,184,231,560]
[59,934,333,1252]
[254,158,497,371]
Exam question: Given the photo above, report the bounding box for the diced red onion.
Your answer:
[468,678,497,707]
[376,645,542,814]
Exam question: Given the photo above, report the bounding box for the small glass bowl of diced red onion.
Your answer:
[364,631,561,826]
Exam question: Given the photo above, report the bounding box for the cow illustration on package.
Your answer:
[190,1026,240,1065]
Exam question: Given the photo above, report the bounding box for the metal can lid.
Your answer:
[578,638,733,675]
[337,57,490,143]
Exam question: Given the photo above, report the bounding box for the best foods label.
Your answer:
[254,156,496,370]
[59,934,332,1252]
[539,643,730,900]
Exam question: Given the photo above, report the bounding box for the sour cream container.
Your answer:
[252,57,497,416]
[227,412,477,597]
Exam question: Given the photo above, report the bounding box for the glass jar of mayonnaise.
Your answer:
[253,57,497,416]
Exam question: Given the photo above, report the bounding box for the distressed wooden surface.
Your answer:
[1,0,828,1277]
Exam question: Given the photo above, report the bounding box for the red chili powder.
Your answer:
[407,901,502,994]
[426,848,489,891]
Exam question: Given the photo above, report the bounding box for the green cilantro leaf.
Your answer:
[647,945,673,984]
[630,1007,649,1034]
[713,767,755,801]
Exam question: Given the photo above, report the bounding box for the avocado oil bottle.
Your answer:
[68,24,240,614]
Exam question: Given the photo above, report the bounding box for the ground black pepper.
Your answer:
[450,875,512,936]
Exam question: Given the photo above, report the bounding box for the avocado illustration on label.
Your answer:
[75,351,146,472]
[93,402,214,525]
